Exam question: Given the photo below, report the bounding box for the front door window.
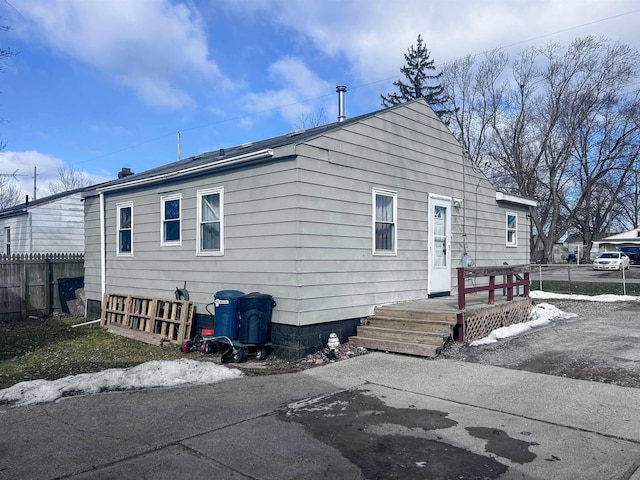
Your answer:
[433,205,447,267]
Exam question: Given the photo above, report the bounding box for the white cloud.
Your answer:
[227,0,640,84]
[0,151,110,199]
[239,56,332,125]
[17,0,225,109]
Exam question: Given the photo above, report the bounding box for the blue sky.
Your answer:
[1,0,639,198]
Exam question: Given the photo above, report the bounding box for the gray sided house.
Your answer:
[82,99,533,358]
[0,189,85,255]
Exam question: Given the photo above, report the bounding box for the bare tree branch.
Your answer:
[441,36,640,262]
[48,165,92,195]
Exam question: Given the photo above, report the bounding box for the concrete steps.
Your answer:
[348,304,457,358]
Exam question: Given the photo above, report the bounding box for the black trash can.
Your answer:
[238,293,276,344]
[213,290,245,339]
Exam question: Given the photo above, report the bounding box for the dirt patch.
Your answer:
[200,342,370,376]
[440,300,640,388]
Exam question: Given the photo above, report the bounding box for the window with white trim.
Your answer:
[161,194,182,246]
[506,213,517,247]
[197,187,224,255]
[373,189,397,255]
[4,226,10,256]
[117,202,133,255]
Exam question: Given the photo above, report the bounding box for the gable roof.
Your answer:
[0,187,86,220]
[599,228,640,244]
[85,100,429,196]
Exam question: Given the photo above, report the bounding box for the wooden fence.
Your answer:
[457,264,531,310]
[456,264,532,342]
[0,253,84,321]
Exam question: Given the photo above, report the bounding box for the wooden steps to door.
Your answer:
[349,303,457,358]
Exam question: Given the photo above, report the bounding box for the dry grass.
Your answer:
[0,317,190,389]
[532,280,640,296]
[3,275,639,390]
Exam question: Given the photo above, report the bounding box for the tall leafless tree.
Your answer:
[0,174,21,209]
[0,12,20,209]
[48,165,92,195]
[441,37,640,262]
[295,107,326,130]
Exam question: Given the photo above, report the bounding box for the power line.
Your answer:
[69,7,640,168]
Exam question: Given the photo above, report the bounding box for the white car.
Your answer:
[593,252,630,271]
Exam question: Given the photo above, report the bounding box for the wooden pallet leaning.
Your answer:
[101,292,194,346]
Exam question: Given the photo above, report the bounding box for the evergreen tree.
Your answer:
[381,35,453,121]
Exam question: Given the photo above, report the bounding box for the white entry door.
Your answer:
[428,194,452,297]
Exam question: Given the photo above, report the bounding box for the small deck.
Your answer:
[349,292,533,358]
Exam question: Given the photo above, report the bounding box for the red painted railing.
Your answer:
[457,265,531,311]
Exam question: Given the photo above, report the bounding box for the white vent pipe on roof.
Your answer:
[336,85,347,122]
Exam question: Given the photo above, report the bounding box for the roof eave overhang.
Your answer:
[598,238,640,245]
[0,210,28,220]
[87,148,275,197]
[496,192,537,207]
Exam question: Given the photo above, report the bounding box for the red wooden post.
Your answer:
[456,312,465,342]
[457,268,466,310]
[524,271,530,297]
[506,274,514,301]
[488,276,495,304]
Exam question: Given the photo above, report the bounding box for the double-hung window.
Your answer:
[117,202,133,255]
[373,189,397,255]
[506,213,517,247]
[197,187,224,255]
[161,194,182,246]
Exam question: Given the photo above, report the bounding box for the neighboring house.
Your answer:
[595,228,640,254]
[0,188,85,255]
[82,98,534,358]
[537,235,603,263]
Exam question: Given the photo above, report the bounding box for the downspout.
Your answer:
[461,150,470,267]
[28,210,33,252]
[100,192,106,301]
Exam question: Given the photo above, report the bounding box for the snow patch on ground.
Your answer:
[3,290,637,406]
[467,289,633,347]
[0,359,242,407]
[530,290,640,303]
[469,302,578,346]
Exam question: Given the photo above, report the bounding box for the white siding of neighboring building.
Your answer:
[0,193,84,254]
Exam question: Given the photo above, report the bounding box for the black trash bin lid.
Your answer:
[215,290,245,300]
[238,292,276,308]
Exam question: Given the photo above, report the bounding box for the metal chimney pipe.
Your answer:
[336,85,347,122]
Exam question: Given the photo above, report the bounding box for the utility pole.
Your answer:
[177,131,181,161]
[33,165,37,200]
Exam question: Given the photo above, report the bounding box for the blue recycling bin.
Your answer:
[213,290,245,339]
[238,293,276,344]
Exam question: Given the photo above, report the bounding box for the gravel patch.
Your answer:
[440,299,640,388]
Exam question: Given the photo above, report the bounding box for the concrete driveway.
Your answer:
[2,298,640,479]
[2,345,640,479]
